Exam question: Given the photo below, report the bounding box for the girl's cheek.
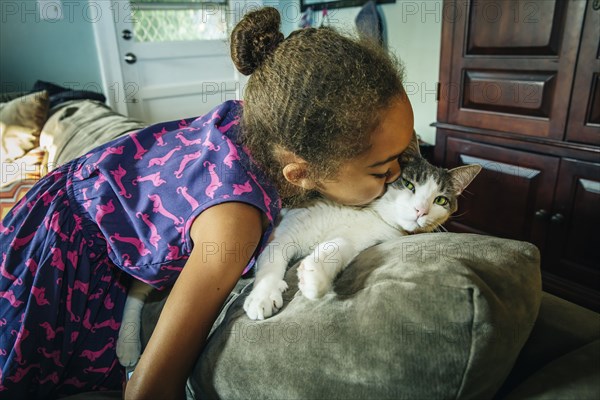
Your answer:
[361,182,384,202]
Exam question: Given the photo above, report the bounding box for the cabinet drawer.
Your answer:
[444,137,559,251]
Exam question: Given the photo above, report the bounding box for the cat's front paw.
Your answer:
[297,258,333,300]
[116,322,141,367]
[244,278,288,320]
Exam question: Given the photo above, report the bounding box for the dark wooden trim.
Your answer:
[566,0,600,146]
[436,0,458,123]
[433,123,600,162]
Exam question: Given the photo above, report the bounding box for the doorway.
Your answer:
[93,0,256,123]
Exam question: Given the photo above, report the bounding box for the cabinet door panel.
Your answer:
[547,159,600,288]
[443,0,585,139]
[466,0,566,56]
[566,0,600,146]
[444,136,559,251]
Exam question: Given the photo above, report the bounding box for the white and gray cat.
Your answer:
[116,136,481,365]
[243,138,481,320]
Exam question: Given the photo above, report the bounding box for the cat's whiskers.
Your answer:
[428,222,447,233]
[451,211,469,219]
[432,224,448,233]
[460,188,476,197]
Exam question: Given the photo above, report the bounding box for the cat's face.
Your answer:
[372,156,481,233]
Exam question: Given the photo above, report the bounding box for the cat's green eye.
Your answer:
[434,196,449,206]
[401,178,415,193]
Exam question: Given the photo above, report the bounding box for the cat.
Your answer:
[243,137,481,320]
[116,136,481,365]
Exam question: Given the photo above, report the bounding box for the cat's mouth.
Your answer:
[397,219,420,233]
[398,217,429,233]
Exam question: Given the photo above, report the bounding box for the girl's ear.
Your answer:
[282,163,316,190]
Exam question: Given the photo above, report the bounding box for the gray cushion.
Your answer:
[142,233,542,399]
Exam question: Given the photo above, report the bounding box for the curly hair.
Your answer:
[230,7,405,204]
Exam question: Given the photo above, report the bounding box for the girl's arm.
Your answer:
[124,202,264,400]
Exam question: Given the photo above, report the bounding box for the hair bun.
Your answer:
[231,7,284,75]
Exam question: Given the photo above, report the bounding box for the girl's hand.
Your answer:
[124,202,263,400]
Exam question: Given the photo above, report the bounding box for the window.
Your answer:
[131,0,228,42]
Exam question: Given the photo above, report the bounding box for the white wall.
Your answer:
[0,0,103,94]
[275,0,442,144]
[0,0,442,143]
[384,1,442,145]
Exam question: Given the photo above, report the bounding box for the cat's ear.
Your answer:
[404,131,421,156]
[399,131,421,167]
[283,162,316,190]
[449,164,482,195]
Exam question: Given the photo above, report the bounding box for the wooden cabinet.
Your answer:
[545,160,600,307]
[434,0,600,311]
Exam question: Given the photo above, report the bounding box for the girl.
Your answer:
[0,7,413,399]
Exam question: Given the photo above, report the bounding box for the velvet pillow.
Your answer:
[40,100,145,169]
[184,233,542,399]
[0,91,49,162]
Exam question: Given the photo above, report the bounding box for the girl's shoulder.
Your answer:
[187,100,243,134]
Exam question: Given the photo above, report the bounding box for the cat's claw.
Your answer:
[298,258,332,300]
[244,278,288,320]
[116,325,141,367]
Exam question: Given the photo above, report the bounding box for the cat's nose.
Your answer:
[415,207,428,218]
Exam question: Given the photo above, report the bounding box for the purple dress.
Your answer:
[0,100,281,398]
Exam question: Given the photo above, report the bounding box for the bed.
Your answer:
[1,87,598,400]
[0,88,146,219]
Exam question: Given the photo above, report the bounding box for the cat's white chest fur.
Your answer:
[282,202,400,248]
[243,202,402,320]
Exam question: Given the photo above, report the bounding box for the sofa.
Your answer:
[140,236,600,400]
[1,88,599,399]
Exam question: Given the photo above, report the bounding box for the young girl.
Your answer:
[0,7,413,399]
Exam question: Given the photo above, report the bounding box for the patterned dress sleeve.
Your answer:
[70,101,281,289]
